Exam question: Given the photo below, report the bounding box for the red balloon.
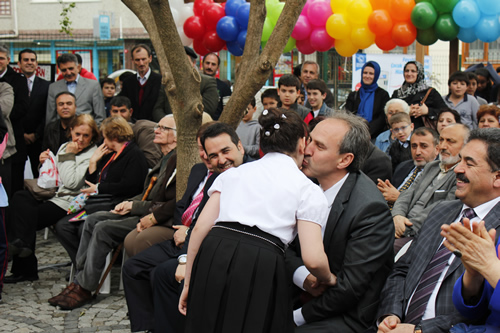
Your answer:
[193,38,210,56]
[194,0,213,16]
[203,3,226,30]
[202,30,226,52]
[296,38,316,55]
[184,16,205,40]
[368,9,393,36]
[375,32,396,50]
[389,0,415,22]
[391,21,417,46]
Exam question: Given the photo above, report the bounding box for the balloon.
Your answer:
[475,0,500,15]
[457,27,478,42]
[416,27,438,45]
[475,15,500,42]
[326,13,352,40]
[227,40,244,56]
[216,16,240,42]
[237,30,247,49]
[177,26,193,46]
[202,30,226,52]
[368,9,393,35]
[389,0,415,22]
[296,38,316,54]
[331,0,353,14]
[184,16,205,40]
[452,0,480,28]
[283,37,297,53]
[346,0,373,25]
[261,17,273,42]
[431,0,459,14]
[335,38,358,57]
[236,2,251,28]
[193,0,213,16]
[307,0,333,27]
[434,14,460,40]
[176,5,194,26]
[351,25,376,49]
[292,15,312,40]
[369,0,390,10]
[225,0,245,16]
[171,8,180,26]
[411,2,438,29]
[267,2,284,25]
[202,3,225,30]
[310,28,335,52]
[301,0,311,15]
[391,21,417,46]
[375,32,396,50]
[415,0,431,2]
[193,38,210,55]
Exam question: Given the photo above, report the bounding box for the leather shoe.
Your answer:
[57,284,92,310]
[8,238,33,258]
[4,273,39,284]
[48,282,76,306]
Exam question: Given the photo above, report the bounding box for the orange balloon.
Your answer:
[389,0,415,22]
[391,21,417,47]
[375,32,396,50]
[369,0,390,10]
[368,9,393,35]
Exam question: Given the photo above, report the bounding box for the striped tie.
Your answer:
[405,208,476,324]
[388,167,422,209]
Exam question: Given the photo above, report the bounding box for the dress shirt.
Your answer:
[26,74,35,94]
[137,68,151,86]
[0,69,6,78]
[66,74,80,94]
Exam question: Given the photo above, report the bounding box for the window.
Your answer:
[0,0,11,16]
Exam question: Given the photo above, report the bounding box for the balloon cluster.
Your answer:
[451,0,499,43]
[216,0,250,56]
[170,0,195,46]
[262,0,296,53]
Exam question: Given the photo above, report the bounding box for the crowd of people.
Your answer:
[0,41,500,333]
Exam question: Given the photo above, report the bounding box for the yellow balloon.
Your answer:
[331,0,353,13]
[351,25,375,49]
[336,38,359,57]
[326,13,352,40]
[346,0,373,25]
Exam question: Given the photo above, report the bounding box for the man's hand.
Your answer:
[173,225,189,247]
[111,201,133,215]
[175,263,186,283]
[303,273,328,297]
[136,213,156,232]
[377,179,400,203]
[377,315,402,333]
[24,133,36,144]
[393,215,412,238]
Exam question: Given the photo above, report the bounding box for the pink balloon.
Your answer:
[307,0,333,27]
[296,38,316,54]
[292,15,312,40]
[309,28,335,52]
[301,0,312,15]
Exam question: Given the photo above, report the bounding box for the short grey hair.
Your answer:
[384,98,410,115]
[56,53,78,67]
[445,123,470,143]
[302,60,320,76]
[0,44,10,59]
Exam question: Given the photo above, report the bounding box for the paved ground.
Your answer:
[1,231,131,333]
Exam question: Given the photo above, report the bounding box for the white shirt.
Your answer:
[208,152,328,245]
[137,68,151,85]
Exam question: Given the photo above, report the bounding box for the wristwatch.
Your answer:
[414,324,422,333]
[177,254,187,265]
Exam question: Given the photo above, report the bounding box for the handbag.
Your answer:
[38,151,61,189]
[24,178,57,201]
[85,194,116,214]
[420,88,438,130]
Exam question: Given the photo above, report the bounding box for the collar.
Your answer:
[137,68,151,81]
[25,73,36,80]
[0,67,7,78]
[461,196,500,222]
[439,161,458,173]
[322,172,349,208]
[446,93,468,102]
[66,74,80,84]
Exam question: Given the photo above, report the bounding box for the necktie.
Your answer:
[181,172,213,227]
[405,208,476,324]
[388,167,422,209]
[138,79,146,106]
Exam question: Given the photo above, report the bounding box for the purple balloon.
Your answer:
[292,15,312,40]
[216,16,240,41]
[309,27,335,52]
[307,0,332,27]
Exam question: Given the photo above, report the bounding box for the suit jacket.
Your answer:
[23,75,50,140]
[362,143,392,184]
[392,159,417,189]
[377,200,500,333]
[46,76,105,124]
[120,71,162,121]
[286,172,394,332]
[132,119,163,169]
[392,160,458,235]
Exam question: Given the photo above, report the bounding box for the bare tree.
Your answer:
[122,0,305,197]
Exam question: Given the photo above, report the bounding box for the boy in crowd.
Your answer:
[304,79,333,124]
[277,74,310,120]
[261,88,279,110]
[466,72,488,105]
[236,97,260,160]
[443,71,479,129]
[388,112,413,172]
[101,78,116,117]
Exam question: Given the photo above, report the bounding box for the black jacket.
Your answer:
[346,87,390,139]
[119,71,162,121]
[392,88,447,129]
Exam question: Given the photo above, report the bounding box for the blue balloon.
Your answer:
[452,0,480,28]
[476,0,500,15]
[236,2,251,29]
[457,27,477,42]
[216,16,240,42]
[225,0,245,17]
[237,30,247,49]
[475,15,500,42]
[227,41,244,56]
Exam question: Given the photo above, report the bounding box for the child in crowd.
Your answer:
[261,88,279,110]
[375,98,410,154]
[466,72,488,105]
[236,97,261,160]
[277,74,310,120]
[388,112,413,171]
[297,88,305,106]
[442,71,479,129]
[101,78,116,117]
[304,79,333,124]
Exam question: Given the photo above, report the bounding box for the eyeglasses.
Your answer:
[392,124,411,133]
[154,124,176,132]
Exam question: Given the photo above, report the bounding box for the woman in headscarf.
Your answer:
[392,60,446,129]
[475,68,494,103]
[346,61,390,139]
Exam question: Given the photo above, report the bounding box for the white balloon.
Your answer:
[171,7,180,26]
[177,26,193,46]
[178,6,194,26]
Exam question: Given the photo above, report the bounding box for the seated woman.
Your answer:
[374,98,410,154]
[436,108,461,134]
[5,115,99,283]
[478,105,500,128]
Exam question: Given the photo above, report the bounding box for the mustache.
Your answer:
[456,173,469,183]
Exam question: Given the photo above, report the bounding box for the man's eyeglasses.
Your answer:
[154,124,177,132]
[392,124,411,133]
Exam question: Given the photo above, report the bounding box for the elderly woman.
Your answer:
[478,105,500,128]
[374,98,410,154]
[5,115,99,283]
[392,61,447,129]
[437,108,461,134]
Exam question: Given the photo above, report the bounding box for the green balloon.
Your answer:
[267,2,284,26]
[262,17,273,42]
[415,0,431,3]
[434,14,459,41]
[283,37,296,53]
[417,28,438,45]
[411,2,438,29]
[431,0,459,13]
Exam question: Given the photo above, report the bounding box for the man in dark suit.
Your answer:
[17,49,50,177]
[375,128,500,333]
[46,53,105,125]
[119,44,161,121]
[287,112,394,332]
